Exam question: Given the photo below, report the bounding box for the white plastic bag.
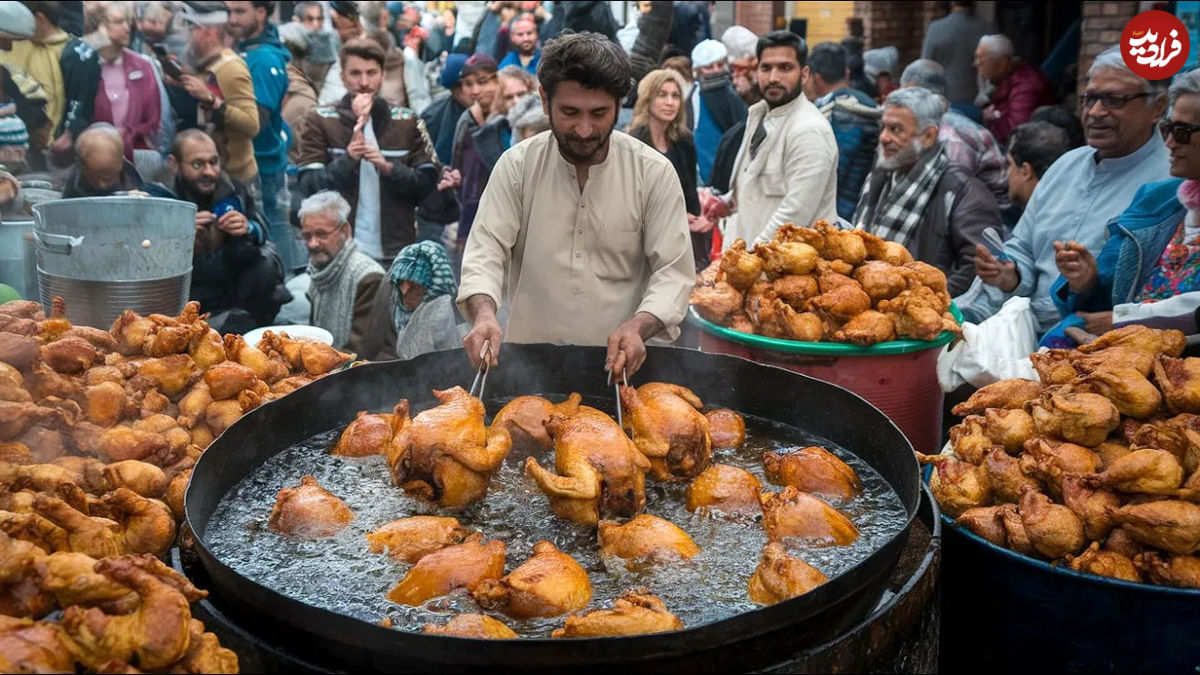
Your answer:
[938,296,1039,391]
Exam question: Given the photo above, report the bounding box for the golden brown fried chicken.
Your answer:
[0,463,89,510]
[1134,551,1200,588]
[775,223,826,252]
[598,514,700,564]
[876,286,956,341]
[1096,440,1134,472]
[0,616,75,673]
[996,503,1034,556]
[96,489,176,556]
[472,540,591,618]
[164,469,189,521]
[34,298,70,342]
[915,452,992,517]
[815,264,858,293]
[771,274,819,309]
[422,614,518,638]
[0,332,40,371]
[109,310,154,357]
[386,537,506,606]
[298,341,352,375]
[95,427,172,465]
[0,510,69,554]
[763,447,861,501]
[31,492,125,557]
[202,361,258,401]
[222,334,288,384]
[552,590,683,638]
[759,486,858,545]
[1071,367,1162,419]
[0,531,53,618]
[981,408,1035,455]
[684,463,762,515]
[387,388,511,509]
[143,303,207,357]
[900,261,951,306]
[719,239,763,291]
[170,618,238,674]
[0,312,37,336]
[1019,489,1086,559]
[0,442,32,465]
[203,399,244,437]
[728,311,755,334]
[525,406,650,525]
[332,408,397,457]
[366,516,474,564]
[955,506,1010,547]
[85,381,127,427]
[58,326,116,354]
[705,409,745,450]
[0,401,71,442]
[1112,500,1200,554]
[1076,324,1187,357]
[1028,390,1121,447]
[1081,448,1183,495]
[1155,356,1200,415]
[770,300,824,342]
[176,383,212,430]
[24,363,83,402]
[1060,474,1121,541]
[806,282,871,322]
[1030,349,1078,385]
[621,383,711,480]
[690,279,745,325]
[101,461,168,499]
[1019,437,1101,497]
[491,394,582,454]
[0,300,44,321]
[834,309,896,346]
[947,415,994,465]
[135,355,196,398]
[743,280,781,336]
[1132,413,1200,475]
[1069,346,1155,376]
[60,556,194,670]
[187,327,226,371]
[755,240,820,278]
[747,541,828,605]
[0,363,30,404]
[267,476,354,538]
[817,223,868,265]
[35,551,135,611]
[853,261,907,303]
[1065,542,1143,582]
[982,448,1040,504]
[40,337,98,374]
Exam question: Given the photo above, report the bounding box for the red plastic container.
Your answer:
[692,308,957,455]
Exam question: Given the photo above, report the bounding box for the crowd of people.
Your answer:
[0,0,1196,367]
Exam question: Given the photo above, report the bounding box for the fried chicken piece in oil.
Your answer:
[685,463,762,515]
[551,590,682,638]
[759,486,859,545]
[621,383,711,480]
[472,540,591,618]
[422,614,517,638]
[747,542,828,605]
[763,447,861,501]
[267,476,354,538]
[332,408,398,457]
[386,537,506,606]
[491,394,582,454]
[598,514,700,564]
[718,239,763,291]
[525,407,649,525]
[387,388,511,509]
[365,516,474,563]
[704,409,745,449]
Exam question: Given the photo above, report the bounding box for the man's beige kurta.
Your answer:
[457,130,695,346]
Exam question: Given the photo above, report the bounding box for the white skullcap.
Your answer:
[0,3,35,40]
[721,26,758,61]
[691,39,728,68]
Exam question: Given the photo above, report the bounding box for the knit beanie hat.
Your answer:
[440,53,469,88]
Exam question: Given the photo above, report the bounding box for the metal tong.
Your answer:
[469,340,492,400]
[608,367,628,429]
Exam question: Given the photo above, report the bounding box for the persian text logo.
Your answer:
[1121,10,1189,80]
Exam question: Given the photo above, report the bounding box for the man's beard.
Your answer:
[875,138,925,171]
[759,81,802,109]
[184,175,218,198]
[551,111,613,164]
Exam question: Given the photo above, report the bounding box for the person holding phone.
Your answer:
[144,129,287,334]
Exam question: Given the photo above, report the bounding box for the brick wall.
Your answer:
[853,1,944,74]
[735,1,777,37]
[1078,1,1140,89]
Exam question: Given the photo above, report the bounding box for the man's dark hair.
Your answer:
[1008,121,1072,179]
[809,42,846,85]
[756,30,807,65]
[251,1,275,14]
[329,0,359,19]
[171,128,215,159]
[1030,105,1085,149]
[461,54,498,79]
[340,36,386,68]
[538,31,632,101]
[20,1,61,26]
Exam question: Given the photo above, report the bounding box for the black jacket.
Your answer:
[58,35,101,138]
[628,125,699,215]
[628,2,674,83]
[707,120,745,193]
[61,160,143,198]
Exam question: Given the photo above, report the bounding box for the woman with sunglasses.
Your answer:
[1046,68,1200,346]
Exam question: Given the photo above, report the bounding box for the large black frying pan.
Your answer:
[185,344,921,673]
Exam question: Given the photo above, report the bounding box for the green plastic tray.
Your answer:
[688,303,962,356]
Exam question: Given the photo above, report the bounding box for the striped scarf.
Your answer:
[388,240,457,333]
[854,146,949,248]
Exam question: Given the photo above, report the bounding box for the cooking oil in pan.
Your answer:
[205,403,909,638]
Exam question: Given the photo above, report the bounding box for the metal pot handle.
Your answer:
[32,230,84,256]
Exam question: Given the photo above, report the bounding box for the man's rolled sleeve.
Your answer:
[456,153,524,315]
[636,162,696,339]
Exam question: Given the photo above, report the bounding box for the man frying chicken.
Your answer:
[458,33,695,377]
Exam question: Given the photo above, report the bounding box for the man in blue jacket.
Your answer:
[226,1,298,272]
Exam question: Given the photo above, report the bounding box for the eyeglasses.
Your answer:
[1160,120,1200,145]
[1079,92,1152,111]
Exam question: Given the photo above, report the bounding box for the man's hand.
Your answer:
[1077,311,1113,335]
[179,74,214,105]
[195,210,216,233]
[347,136,367,160]
[217,209,249,237]
[1054,240,1099,294]
[687,213,714,233]
[361,144,392,173]
[975,244,1019,292]
[50,131,73,154]
[437,167,462,191]
[462,295,502,370]
[606,312,664,379]
[701,192,731,221]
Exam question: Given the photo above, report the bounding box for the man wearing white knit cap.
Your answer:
[721,25,761,106]
[689,39,747,187]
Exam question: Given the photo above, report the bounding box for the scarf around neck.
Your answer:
[699,70,733,93]
[855,145,949,248]
[388,240,457,333]
[308,238,381,349]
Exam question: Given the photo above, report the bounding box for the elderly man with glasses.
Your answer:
[957,46,1171,336]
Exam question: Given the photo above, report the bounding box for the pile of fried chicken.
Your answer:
[928,325,1200,589]
[269,381,869,639]
[0,297,353,672]
[690,221,961,346]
